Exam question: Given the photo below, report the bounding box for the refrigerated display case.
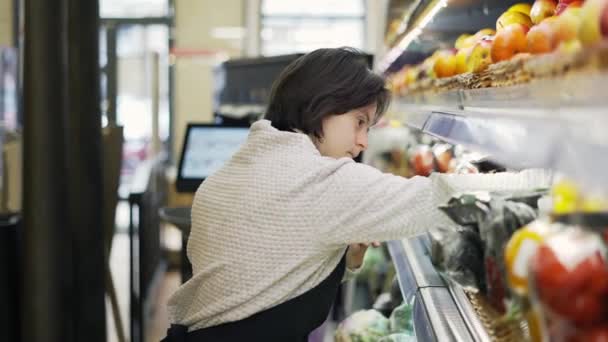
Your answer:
[377,0,608,341]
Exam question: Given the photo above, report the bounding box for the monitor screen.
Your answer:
[176,124,250,192]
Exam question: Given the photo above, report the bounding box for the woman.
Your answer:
[163,47,444,341]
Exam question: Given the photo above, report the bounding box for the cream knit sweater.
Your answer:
[167,119,448,331]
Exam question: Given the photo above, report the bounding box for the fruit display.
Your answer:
[365,120,490,178]
[529,225,608,341]
[498,180,608,342]
[386,0,608,96]
[425,175,608,341]
[430,191,541,307]
[380,1,608,339]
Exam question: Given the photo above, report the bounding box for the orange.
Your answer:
[526,22,557,54]
[491,24,528,62]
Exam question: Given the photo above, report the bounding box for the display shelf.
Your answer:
[378,0,527,73]
[392,71,608,191]
[387,237,491,341]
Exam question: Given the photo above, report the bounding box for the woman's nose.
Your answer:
[356,130,368,151]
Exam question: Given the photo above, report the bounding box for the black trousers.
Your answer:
[162,255,346,342]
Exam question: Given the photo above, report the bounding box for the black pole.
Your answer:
[66,0,106,340]
[168,0,176,163]
[22,0,105,341]
[106,24,118,126]
[22,0,71,340]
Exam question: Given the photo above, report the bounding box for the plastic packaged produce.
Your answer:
[528,225,608,342]
[429,225,486,292]
[389,302,414,334]
[409,145,434,176]
[334,310,391,342]
[377,333,417,342]
[479,199,537,312]
[493,188,549,209]
[432,143,454,173]
[437,192,491,229]
[505,219,558,297]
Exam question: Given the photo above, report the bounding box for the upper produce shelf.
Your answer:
[392,70,608,192]
[379,0,528,73]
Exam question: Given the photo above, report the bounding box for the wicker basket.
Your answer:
[464,291,529,342]
[400,44,608,96]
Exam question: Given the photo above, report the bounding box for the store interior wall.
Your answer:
[171,0,388,162]
[0,0,12,46]
[173,0,244,160]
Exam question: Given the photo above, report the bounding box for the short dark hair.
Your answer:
[264,47,390,139]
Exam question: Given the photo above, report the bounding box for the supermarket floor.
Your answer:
[105,231,181,342]
[105,200,182,342]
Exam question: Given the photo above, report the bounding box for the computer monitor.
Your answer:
[176,123,250,192]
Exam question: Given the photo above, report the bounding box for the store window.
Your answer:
[99,0,171,181]
[261,0,365,56]
[101,0,169,18]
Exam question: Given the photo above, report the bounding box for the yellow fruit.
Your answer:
[530,0,557,24]
[405,68,419,85]
[497,11,533,31]
[558,39,583,54]
[467,38,494,73]
[579,0,607,46]
[455,47,473,74]
[455,33,473,49]
[508,3,533,16]
[551,9,582,43]
[433,51,457,78]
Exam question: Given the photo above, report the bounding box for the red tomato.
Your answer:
[573,326,608,342]
[533,246,568,289]
[532,246,608,325]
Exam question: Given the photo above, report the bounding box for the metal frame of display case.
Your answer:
[388,236,492,342]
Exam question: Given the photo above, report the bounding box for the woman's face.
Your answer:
[315,102,377,159]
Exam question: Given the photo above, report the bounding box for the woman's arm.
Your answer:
[311,163,551,249]
[312,162,449,248]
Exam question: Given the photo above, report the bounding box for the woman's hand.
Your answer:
[346,242,381,270]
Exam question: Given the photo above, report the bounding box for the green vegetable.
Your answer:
[334,310,390,342]
[378,333,417,342]
[389,302,414,333]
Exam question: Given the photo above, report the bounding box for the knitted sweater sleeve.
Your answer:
[311,161,450,248]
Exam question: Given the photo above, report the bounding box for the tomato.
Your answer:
[532,245,608,325]
[532,246,568,290]
[573,326,608,342]
[485,257,506,313]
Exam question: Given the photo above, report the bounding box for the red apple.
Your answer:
[602,1,608,36]
[556,1,583,15]
[410,146,434,176]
